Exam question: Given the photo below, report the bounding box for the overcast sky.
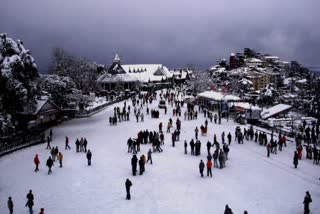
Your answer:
[1,0,319,72]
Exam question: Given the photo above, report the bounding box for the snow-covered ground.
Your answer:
[0,94,319,214]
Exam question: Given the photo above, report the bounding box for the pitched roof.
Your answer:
[261,104,292,119]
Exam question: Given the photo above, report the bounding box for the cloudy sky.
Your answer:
[1,0,319,72]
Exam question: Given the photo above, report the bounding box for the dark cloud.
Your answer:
[1,0,319,72]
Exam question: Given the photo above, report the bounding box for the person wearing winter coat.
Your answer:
[58,152,63,168]
[75,138,80,152]
[224,204,233,214]
[46,136,51,149]
[207,159,212,177]
[46,157,53,174]
[8,196,14,214]
[65,136,71,150]
[34,154,40,172]
[199,160,205,177]
[147,149,152,164]
[39,208,45,214]
[303,191,312,214]
[227,132,232,145]
[293,151,299,168]
[125,178,132,200]
[26,198,34,214]
[139,156,145,175]
[206,141,212,156]
[219,150,224,169]
[86,150,92,166]
[190,139,195,155]
[195,127,198,140]
[84,138,88,152]
[213,150,219,168]
[184,140,188,154]
[26,190,34,214]
[131,155,138,176]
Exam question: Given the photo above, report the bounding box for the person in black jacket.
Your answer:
[199,160,205,177]
[206,141,212,156]
[131,155,138,176]
[25,190,34,213]
[46,157,53,174]
[184,140,187,154]
[303,191,312,214]
[125,178,132,200]
[224,204,233,214]
[293,151,299,168]
[86,150,92,166]
[8,196,14,214]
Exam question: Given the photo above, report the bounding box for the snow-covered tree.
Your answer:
[186,70,212,94]
[0,33,39,115]
[258,84,279,106]
[50,48,104,93]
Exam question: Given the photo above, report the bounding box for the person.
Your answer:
[86,150,92,166]
[227,132,232,145]
[293,151,299,168]
[184,140,187,154]
[125,178,132,200]
[224,204,233,214]
[58,152,63,168]
[34,154,40,172]
[39,208,45,214]
[199,160,205,177]
[131,155,138,176]
[139,156,145,175]
[303,191,312,214]
[8,196,14,214]
[46,156,53,174]
[26,190,34,214]
[207,159,212,177]
[26,198,34,214]
[49,129,53,141]
[147,149,152,164]
[46,136,51,149]
[65,136,71,150]
[75,138,80,152]
[84,138,88,152]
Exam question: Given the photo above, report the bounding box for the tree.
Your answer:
[39,75,79,109]
[186,70,212,94]
[50,48,103,93]
[0,33,39,115]
[258,84,279,106]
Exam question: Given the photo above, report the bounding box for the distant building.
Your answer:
[171,68,193,84]
[97,54,173,91]
[245,58,263,67]
[229,53,236,70]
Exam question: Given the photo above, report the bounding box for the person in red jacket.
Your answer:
[34,154,40,172]
[207,159,212,177]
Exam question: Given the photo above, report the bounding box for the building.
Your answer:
[245,58,263,68]
[97,54,173,91]
[171,68,193,84]
[229,53,236,70]
[16,99,60,129]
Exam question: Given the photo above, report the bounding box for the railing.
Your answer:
[0,131,45,157]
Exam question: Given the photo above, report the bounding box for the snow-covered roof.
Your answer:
[246,58,263,63]
[260,104,292,119]
[231,102,261,110]
[97,73,136,83]
[296,79,307,84]
[197,91,241,102]
[122,64,172,82]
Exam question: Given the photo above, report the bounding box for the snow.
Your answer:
[231,102,261,110]
[198,91,241,101]
[261,104,292,119]
[0,94,319,214]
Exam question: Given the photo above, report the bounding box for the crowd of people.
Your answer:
[3,87,318,213]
